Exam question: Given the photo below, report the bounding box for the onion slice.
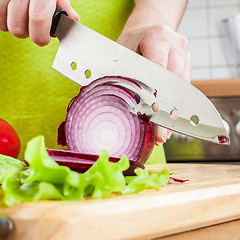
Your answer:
[47,148,143,176]
[57,76,156,173]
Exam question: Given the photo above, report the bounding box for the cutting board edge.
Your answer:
[1,181,240,240]
[1,164,240,240]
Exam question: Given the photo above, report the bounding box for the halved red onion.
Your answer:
[57,76,156,170]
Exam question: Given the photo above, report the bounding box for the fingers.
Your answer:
[167,35,191,82]
[29,0,79,46]
[1,0,79,46]
[7,0,29,38]
[57,0,79,22]
[155,127,170,145]
[0,0,11,31]
[167,41,187,80]
[139,25,170,68]
[184,52,192,83]
[28,0,57,46]
[152,102,172,145]
[137,25,191,145]
[139,25,191,83]
[118,24,191,145]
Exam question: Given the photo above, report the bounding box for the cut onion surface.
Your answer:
[56,76,156,174]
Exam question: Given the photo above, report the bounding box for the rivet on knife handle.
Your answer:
[50,8,67,38]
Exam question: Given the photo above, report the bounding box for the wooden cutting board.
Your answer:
[1,163,240,240]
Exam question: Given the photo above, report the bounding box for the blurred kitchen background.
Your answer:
[178,0,240,80]
[164,0,240,163]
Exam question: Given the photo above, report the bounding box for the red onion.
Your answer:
[57,76,156,170]
[47,148,143,176]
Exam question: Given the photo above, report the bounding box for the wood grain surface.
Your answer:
[1,163,240,240]
[159,218,240,240]
[192,78,240,97]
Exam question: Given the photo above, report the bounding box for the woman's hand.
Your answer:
[0,0,79,46]
[118,24,191,145]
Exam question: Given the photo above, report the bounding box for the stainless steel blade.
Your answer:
[52,14,229,144]
[107,82,229,144]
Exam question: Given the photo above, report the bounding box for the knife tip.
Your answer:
[217,135,231,145]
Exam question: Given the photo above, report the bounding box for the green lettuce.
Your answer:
[123,168,170,194]
[0,136,169,206]
[0,154,26,183]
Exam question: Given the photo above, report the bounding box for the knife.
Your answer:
[50,10,229,145]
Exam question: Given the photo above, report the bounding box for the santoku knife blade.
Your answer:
[51,11,230,145]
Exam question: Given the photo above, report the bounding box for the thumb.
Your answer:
[57,0,79,21]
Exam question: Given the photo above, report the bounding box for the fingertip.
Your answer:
[0,25,8,32]
[31,35,51,47]
[156,127,168,144]
[72,9,80,22]
[166,130,172,140]
[155,140,164,146]
[8,25,28,39]
[66,9,79,22]
[57,0,80,22]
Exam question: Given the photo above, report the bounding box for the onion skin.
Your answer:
[57,76,156,171]
[136,121,156,165]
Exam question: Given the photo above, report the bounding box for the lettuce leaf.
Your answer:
[83,151,129,199]
[0,154,26,183]
[2,170,63,206]
[0,136,169,206]
[123,168,170,194]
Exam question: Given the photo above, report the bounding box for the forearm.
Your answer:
[123,0,188,32]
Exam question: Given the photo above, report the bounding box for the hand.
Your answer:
[0,0,79,46]
[117,24,191,145]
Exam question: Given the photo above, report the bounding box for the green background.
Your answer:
[0,0,165,164]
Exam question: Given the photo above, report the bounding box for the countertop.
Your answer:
[159,218,240,240]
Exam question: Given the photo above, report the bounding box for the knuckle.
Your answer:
[178,35,189,49]
[30,13,48,24]
[148,25,171,46]
[150,24,168,36]
[152,24,165,33]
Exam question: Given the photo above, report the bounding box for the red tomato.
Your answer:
[0,119,21,158]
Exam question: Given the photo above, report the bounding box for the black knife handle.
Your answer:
[50,8,67,37]
[0,215,14,239]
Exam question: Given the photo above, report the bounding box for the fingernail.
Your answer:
[161,128,168,141]
[166,130,172,140]
[156,127,168,145]
[161,137,166,143]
